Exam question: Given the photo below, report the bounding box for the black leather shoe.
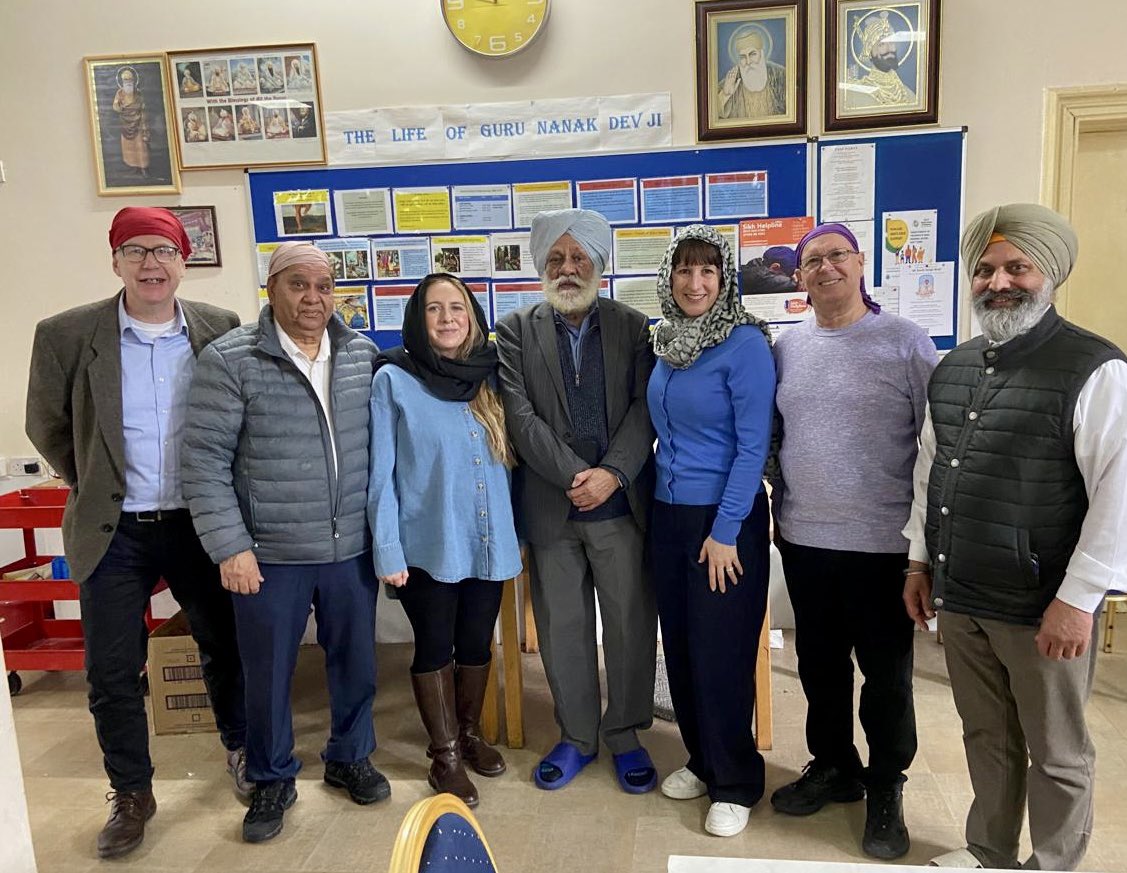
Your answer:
[97,789,157,858]
[243,778,297,843]
[324,758,391,805]
[770,760,865,816]
[863,782,910,860]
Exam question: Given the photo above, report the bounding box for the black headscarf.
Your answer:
[375,273,498,402]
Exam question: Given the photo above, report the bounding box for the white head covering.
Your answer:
[529,209,611,276]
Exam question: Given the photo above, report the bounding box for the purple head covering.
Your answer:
[794,222,880,314]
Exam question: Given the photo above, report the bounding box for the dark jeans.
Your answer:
[650,493,770,807]
[396,568,504,674]
[231,554,377,783]
[777,536,917,786]
[79,511,245,792]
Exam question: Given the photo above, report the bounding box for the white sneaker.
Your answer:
[929,848,983,868]
[705,801,751,837]
[661,766,707,800]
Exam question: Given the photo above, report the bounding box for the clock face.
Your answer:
[441,0,550,58]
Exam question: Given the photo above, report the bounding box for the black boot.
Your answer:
[455,662,506,777]
[411,663,479,807]
[770,759,865,815]
[863,780,910,860]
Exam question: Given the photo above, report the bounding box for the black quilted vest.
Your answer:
[924,307,1124,624]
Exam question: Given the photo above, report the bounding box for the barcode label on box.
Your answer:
[162,665,203,682]
[164,693,211,711]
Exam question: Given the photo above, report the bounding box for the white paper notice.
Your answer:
[840,219,876,296]
[372,285,415,330]
[820,143,875,222]
[899,262,954,336]
[370,236,432,281]
[334,189,393,236]
[430,236,491,277]
[612,277,661,318]
[613,227,673,274]
[493,281,546,320]
[452,184,513,230]
[489,232,535,278]
[512,181,573,228]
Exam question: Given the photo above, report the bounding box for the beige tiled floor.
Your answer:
[12,632,1127,872]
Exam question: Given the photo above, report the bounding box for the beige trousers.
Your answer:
[939,610,1100,871]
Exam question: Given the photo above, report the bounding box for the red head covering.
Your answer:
[108,207,192,260]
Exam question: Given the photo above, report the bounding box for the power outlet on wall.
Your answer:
[6,457,42,477]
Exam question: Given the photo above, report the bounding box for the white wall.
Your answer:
[2,0,1126,456]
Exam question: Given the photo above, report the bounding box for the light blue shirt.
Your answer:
[118,297,194,511]
[553,305,598,373]
[368,366,522,583]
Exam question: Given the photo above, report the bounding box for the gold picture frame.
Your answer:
[83,54,181,196]
[167,43,327,170]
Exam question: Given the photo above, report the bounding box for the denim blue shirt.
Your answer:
[554,305,598,373]
[648,325,775,545]
[368,365,522,583]
[118,297,194,511]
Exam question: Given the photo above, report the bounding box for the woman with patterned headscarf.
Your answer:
[648,224,776,837]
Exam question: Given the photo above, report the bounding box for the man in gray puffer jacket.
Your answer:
[182,243,384,845]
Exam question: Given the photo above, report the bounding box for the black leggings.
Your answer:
[396,567,504,674]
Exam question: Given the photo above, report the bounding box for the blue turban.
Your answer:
[529,208,611,276]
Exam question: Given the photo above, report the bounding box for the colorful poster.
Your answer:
[489,232,535,278]
[334,289,371,330]
[315,238,372,281]
[392,187,451,233]
[738,217,813,296]
[899,261,955,336]
[613,227,673,274]
[429,235,491,277]
[705,171,768,220]
[882,209,938,286]
[273,189,332,237]
[370,236,432,281]
[452,184,513,230]
[334,188,393,236]
[576,178,638,225]
[640,176,702,224]
[612,277,661,318]
[513,181,573,227]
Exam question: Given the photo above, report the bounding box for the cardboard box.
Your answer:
[147,610,217,735]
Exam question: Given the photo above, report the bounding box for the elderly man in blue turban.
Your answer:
[902,203,1127,871]
[495,209,659,794]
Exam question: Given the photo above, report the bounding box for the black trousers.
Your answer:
[396,567,504,674]
[79,511,246,792]
[650,493,770,807]
[777,536,917,787]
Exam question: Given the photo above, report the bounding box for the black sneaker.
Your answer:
[242,778,297,844]
[324,758,391,805]
[770,760,865,816]
[863,782,910,860]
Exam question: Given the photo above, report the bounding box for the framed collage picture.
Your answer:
[824,0,941,131]
[167,205,221,267]
[167,43,326,169]
[695,0,808,141]
[83,54,181,196]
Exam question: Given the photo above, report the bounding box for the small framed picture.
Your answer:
[695,0,808,142]
[824,0,941,131]
[167,206,221,267]
[83,54,181,196]
[166,43,326,170]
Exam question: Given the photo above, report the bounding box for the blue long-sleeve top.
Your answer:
[648,325,776,545]
[368,365,522,583]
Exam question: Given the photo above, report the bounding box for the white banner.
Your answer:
[325,94,672,165]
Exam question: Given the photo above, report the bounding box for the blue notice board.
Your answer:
[246,142,810,350]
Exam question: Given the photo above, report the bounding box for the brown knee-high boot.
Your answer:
[455,662,506,777]
[411,663,479,807]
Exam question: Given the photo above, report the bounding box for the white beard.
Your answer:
[739,60,768,93]
[542,274,600,316]
[974,278,1054,343]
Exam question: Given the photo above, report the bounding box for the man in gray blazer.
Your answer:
[25,207,247,860]
[496,209,658,793]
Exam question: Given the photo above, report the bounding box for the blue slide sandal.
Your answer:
[613,747,657,794]
[533,741,597,790]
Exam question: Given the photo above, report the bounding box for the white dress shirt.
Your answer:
[904,356,1127,614]
[277,327,338,475]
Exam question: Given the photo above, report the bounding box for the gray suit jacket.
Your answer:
[495,297,655,545]
[25,292,240,583]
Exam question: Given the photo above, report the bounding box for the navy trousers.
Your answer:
[80,511,245,791]
[231,553,378,783]
[650,492,770,807]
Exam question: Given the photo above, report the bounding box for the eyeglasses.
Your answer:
[116,244,181,264]
[799,248,857,272]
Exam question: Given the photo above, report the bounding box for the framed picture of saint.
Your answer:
[83,54,181,196]
[825,0,941,131]
[695,0,808,141]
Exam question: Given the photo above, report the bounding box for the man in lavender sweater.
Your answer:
[768,223,937,860]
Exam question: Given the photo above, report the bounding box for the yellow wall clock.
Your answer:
[440,0,551,58]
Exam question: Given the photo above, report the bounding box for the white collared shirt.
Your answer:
[276,327,338,475]
[903,357,1127,613]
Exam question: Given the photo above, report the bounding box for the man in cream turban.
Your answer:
[182,242,386,843]
[496,209,659,794]
[902,204,1127,870]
